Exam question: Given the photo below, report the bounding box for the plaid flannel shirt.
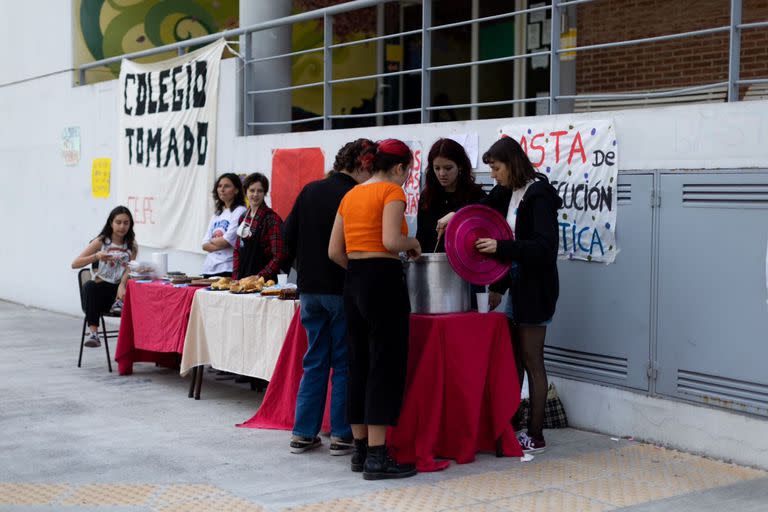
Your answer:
[233,204,286,280]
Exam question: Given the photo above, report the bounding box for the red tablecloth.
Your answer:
[238,311,522,471]
[115,280,201,375]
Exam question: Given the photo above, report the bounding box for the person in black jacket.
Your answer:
[282,138,375,456]
[416,138,486,253]
[438,137,562,453]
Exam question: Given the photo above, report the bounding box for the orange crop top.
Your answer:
[338,181,409,254]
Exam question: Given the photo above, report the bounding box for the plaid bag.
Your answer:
[512,383,569,430]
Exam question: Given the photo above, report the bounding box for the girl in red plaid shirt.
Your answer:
[233,173,287,280]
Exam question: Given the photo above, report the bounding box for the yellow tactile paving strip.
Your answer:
[0,483,68,505]
[0,444,765,511]
[154,484,229,505]
[62,483,159,506]
[493,489,614,512]
[280,443,767,512]
[156,496,264,512]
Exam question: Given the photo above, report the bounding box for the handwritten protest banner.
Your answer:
[499,120,618,263]
[404,141,423,237]
[118,39,225,252]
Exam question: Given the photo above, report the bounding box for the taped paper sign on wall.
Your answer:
[91,158,111,198]
[499,120,619,263]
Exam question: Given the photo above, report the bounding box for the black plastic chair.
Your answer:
[77,268,118,372]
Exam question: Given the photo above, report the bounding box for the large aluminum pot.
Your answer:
[405,253,471,314]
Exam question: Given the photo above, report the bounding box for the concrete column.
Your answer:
[241,0,293,135]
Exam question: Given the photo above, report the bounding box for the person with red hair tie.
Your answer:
[329,138,421,480]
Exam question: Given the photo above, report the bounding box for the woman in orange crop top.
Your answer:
[328,139,421,480]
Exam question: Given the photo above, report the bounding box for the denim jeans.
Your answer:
[292,293,352,439]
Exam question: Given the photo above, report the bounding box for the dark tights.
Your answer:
[510,321,548,439]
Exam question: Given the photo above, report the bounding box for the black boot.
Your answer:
[351,438,367,472]
[363,445,417,480]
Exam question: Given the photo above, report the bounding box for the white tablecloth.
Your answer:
[180,290,299,380]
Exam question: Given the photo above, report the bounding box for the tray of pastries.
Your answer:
[278,288,299,300]
[229,276,275,294]
[208,277,232,291]
[190,277,218,286]
[260,284,298,299]
[169,274,201,285]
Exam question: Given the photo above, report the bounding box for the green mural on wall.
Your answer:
[75,0,238,82]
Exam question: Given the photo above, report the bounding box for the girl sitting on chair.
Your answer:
[72,206,137,347]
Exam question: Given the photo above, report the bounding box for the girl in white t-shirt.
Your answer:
[201,173,247,277]
[71,206,138,347]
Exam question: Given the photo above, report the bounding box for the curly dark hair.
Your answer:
[420,138,483,211]
[332,138,376,174]
[212,173,246,215]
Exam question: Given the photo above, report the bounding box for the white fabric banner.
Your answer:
[500,119,619,263]
[118,39,226,253]
[404,141,424,238]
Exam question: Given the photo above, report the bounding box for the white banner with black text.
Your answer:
[118,39,226,253]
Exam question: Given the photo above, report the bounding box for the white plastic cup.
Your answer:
[277,273,288,286]
[476,292,490,313]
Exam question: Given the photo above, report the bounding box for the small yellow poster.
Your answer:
[91,158,111,198]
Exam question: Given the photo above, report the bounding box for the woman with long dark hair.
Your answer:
[438,137,562,453]
[201,173,247,278]
[416,138,486,253]
[329,139,421,480]
[71,206,138,347]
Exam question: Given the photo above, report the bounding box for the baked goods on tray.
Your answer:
[210,277,232,290]
[190,278,217,286]
[259,287,281,297]
[230,275,270,293]
[279,288,299,300]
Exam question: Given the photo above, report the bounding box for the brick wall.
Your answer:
[575,0,768,97]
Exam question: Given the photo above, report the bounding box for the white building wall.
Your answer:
[0,0,72,85]
[2,56,768,316]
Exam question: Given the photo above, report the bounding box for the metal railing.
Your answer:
[77,0,768,135]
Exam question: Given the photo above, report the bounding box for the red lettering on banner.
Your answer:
[127,196,139,221]
[549,131,568,163]
[412,149,422,172]
[518,135,528,154]
[405,194,419,216]
[568,132,587,165]
[405,169,419,191]
[142,197,156,224]
[127,195,156,224]
[530,133,546,167]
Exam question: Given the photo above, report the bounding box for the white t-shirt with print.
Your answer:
[201,205,247,275]
[95,238,132,284]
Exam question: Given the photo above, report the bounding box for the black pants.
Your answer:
[344,258,410,426]
[83,280,118,326]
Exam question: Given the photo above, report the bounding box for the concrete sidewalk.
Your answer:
[0,300,766,512]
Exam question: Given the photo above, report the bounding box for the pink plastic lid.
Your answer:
[444,204,514,286]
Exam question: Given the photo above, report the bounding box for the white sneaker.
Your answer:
[110,300,123,314]
[516,431,546,453]
[84,332,101,348]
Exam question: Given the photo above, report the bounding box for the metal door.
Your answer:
[546,173,654,391]
[656,173,768,416]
